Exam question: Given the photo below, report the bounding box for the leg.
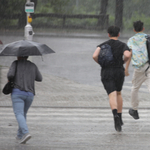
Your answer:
[117,91,123,125]
[19,94,33,144]
[144,68,150,93]
[11,94,29,137]
[108,91,123,113]
[109,91,121,132]
[17,127,22,139]
[101,70,121,132]
[108,69,124,129]
[129,68,146,119]
[24,95,34,120]
[113,68,124,125]
[131,69,145,110]
[109,91,117,110]
[116,91,123,113]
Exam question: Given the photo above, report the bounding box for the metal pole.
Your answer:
[25,0,34,41]
[25,0,34,61]
[27,0,30,24]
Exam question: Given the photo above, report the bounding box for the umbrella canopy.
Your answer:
[0,40,55,56]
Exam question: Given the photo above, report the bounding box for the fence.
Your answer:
[32,13,109,29]
[2,13,109,30]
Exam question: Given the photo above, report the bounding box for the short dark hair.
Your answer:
[107,26,120,37]
[133,20,144,32]
[18,56,29,60]
[23,56,29,59]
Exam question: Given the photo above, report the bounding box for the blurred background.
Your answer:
[0,0,150,32]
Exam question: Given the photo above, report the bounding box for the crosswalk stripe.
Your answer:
[1,107,150,147]
[1,108,150,120]
[0,112,150,117]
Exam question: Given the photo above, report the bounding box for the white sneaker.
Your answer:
[20,133,31,144]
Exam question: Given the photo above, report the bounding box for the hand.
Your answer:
[125,69,129,76]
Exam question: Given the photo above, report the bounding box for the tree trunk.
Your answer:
[97,0,108,30]
[115,0,123,29]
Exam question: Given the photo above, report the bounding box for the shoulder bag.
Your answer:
[2,61,18,95]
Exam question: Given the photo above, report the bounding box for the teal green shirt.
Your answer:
[127,32,148,68]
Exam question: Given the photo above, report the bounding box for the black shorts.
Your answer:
[101,68,125,95]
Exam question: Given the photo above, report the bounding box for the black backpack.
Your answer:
[145,35,150,64]
[98,44,114,67]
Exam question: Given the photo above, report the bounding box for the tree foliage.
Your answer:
[0,0,24,18]
[36,0,71,14]
[1,0,150,30]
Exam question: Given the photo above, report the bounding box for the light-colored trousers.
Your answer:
[131,62,150,110]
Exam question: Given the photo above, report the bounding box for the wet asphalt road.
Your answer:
[2,31,148,93]
[0,33,138,91]
[0,34,131,78]
[34,36,133,86]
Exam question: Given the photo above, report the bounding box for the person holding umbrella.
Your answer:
[7,56,42,144]
[0,39,54,144]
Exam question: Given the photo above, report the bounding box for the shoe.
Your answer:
[15,136,21,143]
[114,115,122,132]
[20,133,31,144]
[117,113,123,126]
[129,108,139,119]
[120,120,124,126]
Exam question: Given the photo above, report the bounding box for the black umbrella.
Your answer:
[0,40,55,56]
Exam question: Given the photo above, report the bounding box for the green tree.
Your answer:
[36,0,71,14]
[0,0,24,19]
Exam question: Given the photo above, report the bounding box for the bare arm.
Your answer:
[93,47,101,64]
[124,49,132,76]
